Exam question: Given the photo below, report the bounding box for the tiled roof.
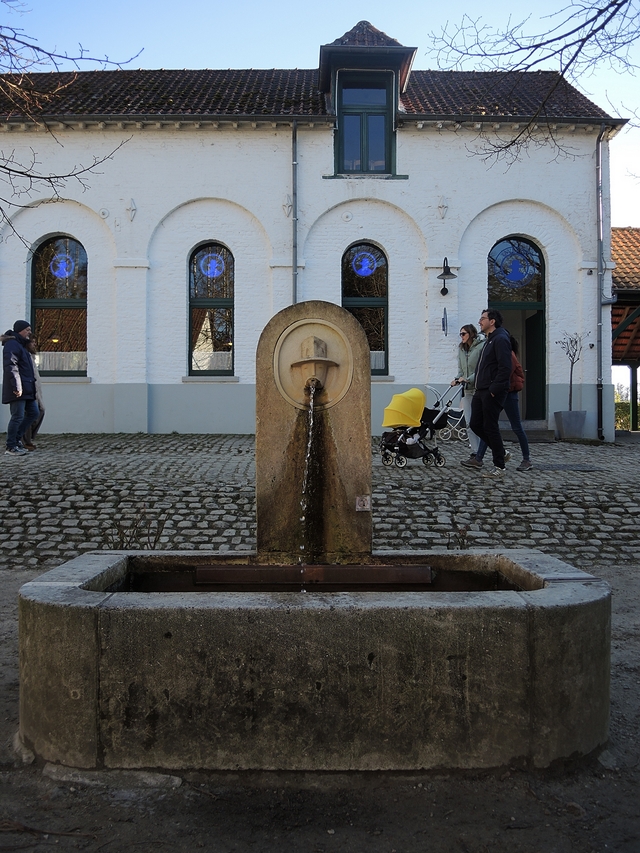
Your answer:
[612,227,640,290]
[0,69,326,118]
[330,21,403,48]
[403,70,613,120]
[611,228,640,364]
[0,67,617,121]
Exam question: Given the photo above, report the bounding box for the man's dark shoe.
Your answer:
[461,456,483,469]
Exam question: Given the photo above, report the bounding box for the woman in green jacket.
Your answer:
[451,324,485,460]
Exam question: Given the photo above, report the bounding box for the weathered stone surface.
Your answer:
[19,549,610,771]
[255,302,372,563]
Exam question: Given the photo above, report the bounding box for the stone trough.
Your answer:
[19,548,610,771]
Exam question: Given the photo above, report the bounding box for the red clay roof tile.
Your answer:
[612,227,640,291]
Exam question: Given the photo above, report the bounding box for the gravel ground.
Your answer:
[0,432,638,853]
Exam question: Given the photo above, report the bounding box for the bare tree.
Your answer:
[429,0,638,156]
[0,0,139,234]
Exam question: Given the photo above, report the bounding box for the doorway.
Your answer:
[488,237,546,420]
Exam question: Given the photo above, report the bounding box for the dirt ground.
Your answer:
[0,556,636,853]
[0,437,639,853]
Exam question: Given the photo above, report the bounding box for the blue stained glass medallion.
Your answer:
[493,246,536,289]
[49,253,75,279]
[199,253,225,278]
[352,251,377,277]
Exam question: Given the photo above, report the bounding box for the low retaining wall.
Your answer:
[18,549,610,771]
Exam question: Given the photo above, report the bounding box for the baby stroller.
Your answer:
[379,388,446,469]
[425,384,468,442]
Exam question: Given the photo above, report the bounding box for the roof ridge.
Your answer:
[329,20,403,48]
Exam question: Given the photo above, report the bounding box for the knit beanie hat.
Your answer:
[13,320,31,333]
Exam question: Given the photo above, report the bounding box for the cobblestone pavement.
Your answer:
[0,433,638,853]
[0,432,638,571]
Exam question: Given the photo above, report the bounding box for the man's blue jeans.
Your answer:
[6,398,40,449]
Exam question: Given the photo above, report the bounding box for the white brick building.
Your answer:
[0,22,625,438]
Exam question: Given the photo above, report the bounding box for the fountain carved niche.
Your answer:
[256,301,371,564]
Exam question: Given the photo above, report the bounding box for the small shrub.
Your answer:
[615,401,631,431]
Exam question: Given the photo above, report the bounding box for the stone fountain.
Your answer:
[18,301,610,771]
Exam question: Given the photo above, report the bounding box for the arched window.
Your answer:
[488,236,546,419]
[189,243,234,374]
[341,242,388,374]
[488,237,544,304]
[31,236,88,375]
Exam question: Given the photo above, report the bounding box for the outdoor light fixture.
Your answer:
[50,332,60,343]
[437,257,457,296]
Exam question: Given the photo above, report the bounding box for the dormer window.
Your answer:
[337,72,393,174]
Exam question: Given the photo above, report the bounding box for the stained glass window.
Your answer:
[189,243,234,374]
[488,238,544,305]
[342,243,388,374]
[32,236,88,374]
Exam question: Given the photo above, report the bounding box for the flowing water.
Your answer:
[298,381,318,577]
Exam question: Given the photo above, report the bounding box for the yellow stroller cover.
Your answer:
[381,388,426,428]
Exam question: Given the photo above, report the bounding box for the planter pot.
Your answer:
[554,410,586,440]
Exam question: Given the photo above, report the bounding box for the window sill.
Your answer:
[41,376,91,383]
[323,174,409,180]
[371,375,395,382]
[182,375,239,383]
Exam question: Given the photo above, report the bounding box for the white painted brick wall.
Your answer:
[0,122,612,407]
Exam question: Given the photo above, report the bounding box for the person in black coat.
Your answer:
[2,320,40,456]
[469,309,512,477]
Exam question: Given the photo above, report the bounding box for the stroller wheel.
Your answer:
[422,454,434,466]
[438,428,452,441]
[457,428,468,442]
[394,455,407,468]
[381,452,394,467]
[434,455,446,468]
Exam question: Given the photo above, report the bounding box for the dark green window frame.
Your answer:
[336,72,395,175]
[31,236,88,377]
[341,242,389,375]
[189,243,234,376]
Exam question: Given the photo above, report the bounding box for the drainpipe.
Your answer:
[595,123,617,440]
[292,119,298,304]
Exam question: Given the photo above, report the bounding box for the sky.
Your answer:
[9,0,638,392]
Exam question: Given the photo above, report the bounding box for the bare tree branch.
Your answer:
[429,0,637,156]
[0,0,139,234]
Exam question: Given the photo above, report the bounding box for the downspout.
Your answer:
[595,123,617,440]
[292,119,298,304]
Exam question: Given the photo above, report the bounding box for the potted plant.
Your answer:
[554,331,589,439]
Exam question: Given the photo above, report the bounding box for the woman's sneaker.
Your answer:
[517,459,533,471]
[5,446,27,456]
[482,466,505,478]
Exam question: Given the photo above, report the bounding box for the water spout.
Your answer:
[291,335,337,397]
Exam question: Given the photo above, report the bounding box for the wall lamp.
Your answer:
[437,257,457,295]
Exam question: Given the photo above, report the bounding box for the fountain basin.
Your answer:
[19,549,610,771]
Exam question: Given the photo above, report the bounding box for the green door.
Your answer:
[525,311,546,419]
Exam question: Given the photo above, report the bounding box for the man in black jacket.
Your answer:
[469,309,512,477]
[2,320,40,457]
